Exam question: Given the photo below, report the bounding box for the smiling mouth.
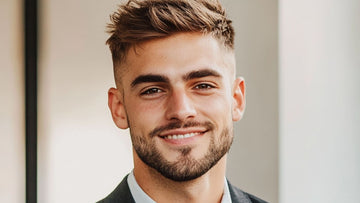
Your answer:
[163,132,201,140]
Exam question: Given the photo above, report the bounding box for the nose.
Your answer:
[165,89,197,121]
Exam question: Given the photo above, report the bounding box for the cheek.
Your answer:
[196,94,232,121]
[126,99,165,129]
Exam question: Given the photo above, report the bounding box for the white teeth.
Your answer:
[184,133,192,138]
[164,133,199,140]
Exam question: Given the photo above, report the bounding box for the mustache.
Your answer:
[149,121,215,138]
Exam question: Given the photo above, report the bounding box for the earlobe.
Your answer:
[108,87,129,129]
[232,77,246,121]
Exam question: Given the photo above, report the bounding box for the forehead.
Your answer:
[121,33,235,83]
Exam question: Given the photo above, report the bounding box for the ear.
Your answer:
[232,77,246,121]
[108,87,129,129]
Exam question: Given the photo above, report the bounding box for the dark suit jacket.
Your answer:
[97,175,268,203]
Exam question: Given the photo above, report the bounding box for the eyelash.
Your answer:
[140,87,164,95]
[194,83,216,90]
[139,82,217,97]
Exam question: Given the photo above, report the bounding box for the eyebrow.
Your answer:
[182,69,222,81]
[130,68,222,88]
[131,74,169,88]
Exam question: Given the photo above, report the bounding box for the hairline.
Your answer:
[114,32,235,88]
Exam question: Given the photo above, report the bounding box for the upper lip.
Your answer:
[158,128,208,137]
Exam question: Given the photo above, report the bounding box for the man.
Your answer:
[99,0,267,202]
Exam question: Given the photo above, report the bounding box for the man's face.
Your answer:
[109,33,245,181]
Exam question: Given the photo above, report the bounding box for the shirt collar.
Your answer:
[127,171,232,203]
[127,171,155,203]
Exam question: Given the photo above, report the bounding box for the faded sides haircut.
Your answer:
[106,0,235,84]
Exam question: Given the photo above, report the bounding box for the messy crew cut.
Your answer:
[106,0,234,81]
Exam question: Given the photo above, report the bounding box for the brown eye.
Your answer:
[194,83,214,90]
[141,88,163,95]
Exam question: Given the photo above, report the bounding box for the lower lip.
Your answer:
[160,133,204,145]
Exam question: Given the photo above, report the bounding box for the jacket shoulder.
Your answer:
[228,181,268,203]
[97,175,135,203]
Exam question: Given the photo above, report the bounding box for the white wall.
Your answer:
[0,0,25,202]
[38,0,133,202]
[279,0,360,202]
[223,0,278,202]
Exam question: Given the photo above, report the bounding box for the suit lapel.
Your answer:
[97,175,135,203]
[228,181,252,203]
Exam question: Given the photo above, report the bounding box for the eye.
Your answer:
[194,83,215,90]
[140,88,164,95]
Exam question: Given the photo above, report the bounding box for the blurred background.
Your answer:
[1,0,359,202]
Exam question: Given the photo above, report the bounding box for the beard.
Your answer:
[129,120,233,182]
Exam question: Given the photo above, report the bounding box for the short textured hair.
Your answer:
[106,0,234,82]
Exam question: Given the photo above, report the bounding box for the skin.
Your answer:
[108,32,246,203]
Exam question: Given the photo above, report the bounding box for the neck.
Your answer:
[133,152,227,203]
